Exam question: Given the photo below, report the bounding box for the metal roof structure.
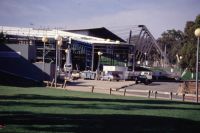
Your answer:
[1,26,123,45]
[1,25,167,67]
[67,27,126,42]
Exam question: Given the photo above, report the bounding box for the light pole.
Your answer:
[179,56,183,60]
[42,36,48,81]
[137,61,141,65]
[97,51,103,80]
[54,34,62,87]
[195,28,200,103]
[179,56,183,77]
[144,52,147,66]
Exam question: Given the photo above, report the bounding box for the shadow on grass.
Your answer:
[66,81,91,87]
[0,94,199,105]
[1,92,200,132]
[1,111,200,133]
[0,69,45,88]
[0,100,200,111]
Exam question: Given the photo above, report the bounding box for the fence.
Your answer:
[81,86,199,103]
[46,80,200,103]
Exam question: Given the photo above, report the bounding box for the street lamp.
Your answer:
[195,28,200,103]
[97,51,103,80]
[42,36,48,81]
[179,56,183,60]
[54,34,62,87]
[97,51,103,70]
[179,56,183,76]
[57,39,63,73]
[144,52,147,66]
[137,61,141,65]
[65,49,69,53]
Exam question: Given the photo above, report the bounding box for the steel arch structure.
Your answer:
[129,25,168,67]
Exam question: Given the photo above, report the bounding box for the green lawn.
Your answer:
[0,85,200,133]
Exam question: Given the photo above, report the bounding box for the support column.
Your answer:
[91,44,94,71]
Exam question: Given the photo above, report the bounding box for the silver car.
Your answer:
[101,73,120,81]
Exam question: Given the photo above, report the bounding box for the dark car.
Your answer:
[152,70,181,81]
[135,75,152,85]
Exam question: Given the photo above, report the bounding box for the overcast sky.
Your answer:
[0,0,200,39]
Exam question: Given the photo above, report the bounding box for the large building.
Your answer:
[67,27,126,42]
[0,26,134,82]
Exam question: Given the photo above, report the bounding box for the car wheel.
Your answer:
[144,79,150,85]
[175,77,180,81]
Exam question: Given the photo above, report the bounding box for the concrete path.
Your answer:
[64,79,134,94]
[59,79,198,103]
[126,82,180,93]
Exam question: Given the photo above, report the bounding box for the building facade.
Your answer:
[0,26,134,81]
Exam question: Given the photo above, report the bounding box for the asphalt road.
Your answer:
[120,81,198,102]
[65,79,198,102]
[125,81,180,93]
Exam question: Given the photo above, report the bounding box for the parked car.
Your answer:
[81,71,96,80]
[101,73,121,81]
[71,70,80,80]
[132,69,153,84]
[140,71,153,80]
[152,70,181,81]
[135,75,152,85]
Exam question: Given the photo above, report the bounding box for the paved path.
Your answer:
[64,79,180,93]
[64,79,134,94]
[67,79,134,89]
[126,82,180,93]
[60,79,198,103]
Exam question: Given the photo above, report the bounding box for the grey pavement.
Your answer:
[125,82,180,93]
[65,79,180,93]
[61,79,198,103]
[65,79,134,90]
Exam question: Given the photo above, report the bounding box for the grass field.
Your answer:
[0,85,200,132]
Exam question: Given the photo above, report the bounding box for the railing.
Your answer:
[45,80,200,103]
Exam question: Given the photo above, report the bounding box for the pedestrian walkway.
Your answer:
[58,79,199,103]
[64,79,134,94]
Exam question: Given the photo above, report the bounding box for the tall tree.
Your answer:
[179,14,200,72]
[157,29,184,64]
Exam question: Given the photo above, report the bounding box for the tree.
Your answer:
[157,29,184,64]
[180,14,200,72]
[180,42,196,72]
[184,21,195,42]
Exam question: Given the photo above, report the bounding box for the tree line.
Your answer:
[157,14,200,72]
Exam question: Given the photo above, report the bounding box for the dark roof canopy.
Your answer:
[67,27,126,42]
[134,66,152,71]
